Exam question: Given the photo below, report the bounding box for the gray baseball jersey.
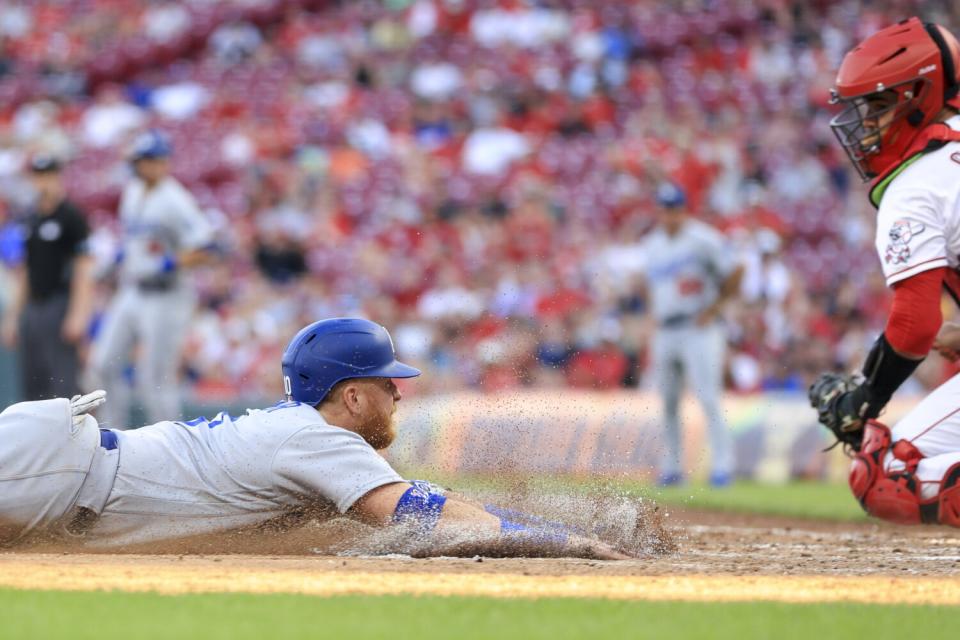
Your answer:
[0,399,403,546]
[117,175,214,289]
[636,220,738,324]
[88,402,404,545]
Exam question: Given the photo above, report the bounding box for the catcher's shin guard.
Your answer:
[937,464,960,528]
[848,421,923,525]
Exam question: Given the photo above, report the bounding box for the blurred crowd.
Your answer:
[2,0,960,402]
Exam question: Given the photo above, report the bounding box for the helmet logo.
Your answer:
[919,64,937,75]
[283,375,292,397]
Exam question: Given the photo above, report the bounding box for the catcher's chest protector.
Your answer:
[869,124,960,207]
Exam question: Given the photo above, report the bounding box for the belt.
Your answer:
[99,429,119,451]
[137,280,175,292]
[659,314,695,329]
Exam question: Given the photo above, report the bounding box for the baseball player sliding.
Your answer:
[809,18,960,527]
[88,130,215,428]
[0,318,628,559]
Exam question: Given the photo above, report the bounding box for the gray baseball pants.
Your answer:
[87,285,194,428]
[650,322,733,477]
[19,294,81,400]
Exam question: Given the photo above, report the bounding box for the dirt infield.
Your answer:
[3,509,960,604]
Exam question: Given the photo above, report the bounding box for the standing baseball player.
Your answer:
[0,318,627,558]
[809,18,960,527]
[1,155,95,400]
[88,130,215,428]
[637,183,744,487]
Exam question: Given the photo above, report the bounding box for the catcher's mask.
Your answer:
[829,17,960,180]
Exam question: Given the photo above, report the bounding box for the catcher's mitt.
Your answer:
[808,372,865,451]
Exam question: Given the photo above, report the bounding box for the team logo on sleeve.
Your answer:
[884,219,925,265]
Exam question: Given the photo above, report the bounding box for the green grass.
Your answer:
[0,590,955,640]
[647,480,868,521]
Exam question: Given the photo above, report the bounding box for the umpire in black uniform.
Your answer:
[1,155,94,399]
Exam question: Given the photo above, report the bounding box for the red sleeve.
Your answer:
[885,267,946,356]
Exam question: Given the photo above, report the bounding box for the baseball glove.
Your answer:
[808,372,865,451]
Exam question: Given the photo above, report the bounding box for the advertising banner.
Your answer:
[388,391,918,483]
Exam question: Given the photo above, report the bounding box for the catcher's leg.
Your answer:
[849,421,923,524]
[850,421,960,526]
[913,453,960,527]
[888,371,960,457]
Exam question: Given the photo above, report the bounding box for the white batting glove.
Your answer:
[70,390,107,424]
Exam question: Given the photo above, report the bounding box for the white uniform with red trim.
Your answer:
[874,114,960,497]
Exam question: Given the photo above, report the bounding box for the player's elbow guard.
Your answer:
[392,480,447,535]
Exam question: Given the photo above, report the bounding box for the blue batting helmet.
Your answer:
[281,318,421,405]
[129,130,172,161]
[655,182,686,209]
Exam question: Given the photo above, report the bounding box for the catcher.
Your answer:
[810,18,960,526]
[0,317,630,559]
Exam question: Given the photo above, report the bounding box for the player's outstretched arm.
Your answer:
[351,481,498,533]
[933,322,960,361]
[350,481,631,560]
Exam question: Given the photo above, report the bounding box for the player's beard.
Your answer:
[362,406,398,451]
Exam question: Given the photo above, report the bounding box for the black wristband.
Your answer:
[859,333,922,414]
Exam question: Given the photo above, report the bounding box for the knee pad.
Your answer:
[849,424,960,528]
[892,439,923,469]
[859,420,892,457]
[849,421,890,501]
[849,421,923,525]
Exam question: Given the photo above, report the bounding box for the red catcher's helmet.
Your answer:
[830,17,960,181]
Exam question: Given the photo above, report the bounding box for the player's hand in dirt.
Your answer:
[933,322,960,362]
[567,535,634,560]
